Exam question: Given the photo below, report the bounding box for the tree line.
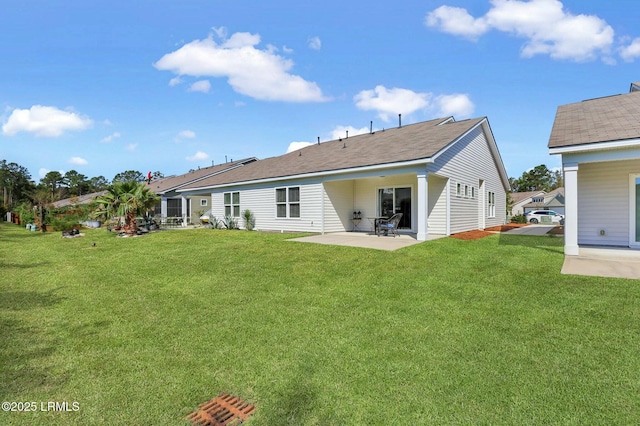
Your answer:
[0,159,163,215]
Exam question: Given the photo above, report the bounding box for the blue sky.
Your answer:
[1,0,639,184]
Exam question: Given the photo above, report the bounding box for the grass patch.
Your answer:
[1,222,639,425]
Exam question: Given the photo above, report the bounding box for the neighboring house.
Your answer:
[51,190,107,209]
[518,187,565,215]
[510,191,546,216]
[548,82,640,255]
[179,117,510,240]
[146,158,257,223]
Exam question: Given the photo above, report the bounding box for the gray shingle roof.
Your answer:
[510,191,544,204]
[180,117,486,190]
[52,190,107,208]
[548,90,640,149]
[146,158,257,193]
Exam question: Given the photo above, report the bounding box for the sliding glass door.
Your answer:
[378,187,411,229]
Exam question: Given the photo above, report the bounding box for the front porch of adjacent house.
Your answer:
[321,170,452,241]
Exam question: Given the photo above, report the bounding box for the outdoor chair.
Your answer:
[377,213,403,237]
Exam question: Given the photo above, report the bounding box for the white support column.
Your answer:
[181,195,188,227]
[161,197,168,219]
[564,162,579,255]
[417,171,429,241]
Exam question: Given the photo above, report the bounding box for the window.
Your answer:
[471,187,475,198]
[488,191,496,218]
[456,183,462,197]
[464,185,469,198]
[276,187,300,218]
[224,192,240,217]
[200,199,208,207]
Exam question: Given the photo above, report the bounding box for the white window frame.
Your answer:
[456,182,462,197]
[224,191,240,217]
[200,199,208,207]
[275,186,300,219]
[488,191,496,218]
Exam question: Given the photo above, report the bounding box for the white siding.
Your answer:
[428,175,448,234]
[212,178,325,232]
[429,126,507,233]
[323,180,354,232]
[352,174,417,232]
[577,160,640,246]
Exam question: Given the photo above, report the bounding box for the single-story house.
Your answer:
[51,190,108,209]
[522,188,564,214]
[146,158,256,223]
[178,117,510,240]
[510,190,546,216]
[549,82,640,255]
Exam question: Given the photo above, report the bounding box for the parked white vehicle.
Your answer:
[525,210,565,225]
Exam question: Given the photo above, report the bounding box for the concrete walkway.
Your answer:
[288,232,445,251]
[561,247,640,279]
[501,224,557,236]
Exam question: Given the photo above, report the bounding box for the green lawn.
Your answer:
[1,222,639,425]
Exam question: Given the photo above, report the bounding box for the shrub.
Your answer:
[242,209,255,231]
[222,215,238,230]
[511,214,527,224]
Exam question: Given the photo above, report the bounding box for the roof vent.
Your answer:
[399,114,402,128]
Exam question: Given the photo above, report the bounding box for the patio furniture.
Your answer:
[377,213,403,237]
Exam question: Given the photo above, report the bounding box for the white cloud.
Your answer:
[620,37,640,62]
[125,143,137,152]
[154,27,328,102]
[101,132,121,143]
[426,0,615,62]
[2,105,92,137]
[39,168,65,179]
[354,86,430,122]
[331,125,371,140]
[169,76,183,87]
[189,80,211,93]
[286,142,314,153]
[426,6,488,40]
[69,157,88,166]
[354,85,475,121]
[308,36,322,50]
[434,94,475,118]
[177,130,196,139]
[186,151,209,161]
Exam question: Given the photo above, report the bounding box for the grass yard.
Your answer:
[1,222,639,425]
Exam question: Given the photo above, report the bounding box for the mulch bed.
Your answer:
[450,230,494,240]
[451,223,563,240]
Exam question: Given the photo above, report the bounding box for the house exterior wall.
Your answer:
[211,178,325,232]
[351,173,417,233]
[428,175,448,234]
[577,159,640,246]
[190,196,210,223]
[323,179,354,232]
[429,126,507,233]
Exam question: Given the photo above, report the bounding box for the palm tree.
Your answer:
[94,181,159,235]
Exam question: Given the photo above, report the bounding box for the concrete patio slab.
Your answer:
[561,246,640,280]
[288,232,446,251]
